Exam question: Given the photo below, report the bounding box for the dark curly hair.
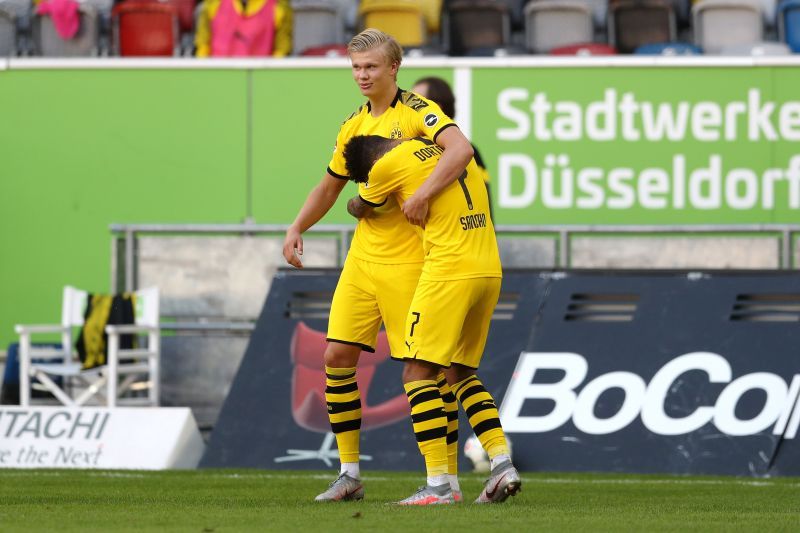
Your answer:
[343,135,395,184]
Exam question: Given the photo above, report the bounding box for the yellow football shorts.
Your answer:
[327,255,423,358]
[403,277,501,369]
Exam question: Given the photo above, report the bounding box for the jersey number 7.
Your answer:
[457,170,473,210]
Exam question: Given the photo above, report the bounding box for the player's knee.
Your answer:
[445,364,476,385]
[402,360,440,384]
[324,342,361,368]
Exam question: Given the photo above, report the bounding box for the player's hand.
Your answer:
[283,227,304,268]
[401,193,428,228]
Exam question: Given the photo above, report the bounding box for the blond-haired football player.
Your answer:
[282,29,474,502]
[342,135,521,505]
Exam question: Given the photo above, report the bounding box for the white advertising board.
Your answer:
[0,407,204,469]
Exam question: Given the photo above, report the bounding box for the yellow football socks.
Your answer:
[453,375,510,459]
[405,379,449,478]
[437,372,459,476]
[325,366,361,463]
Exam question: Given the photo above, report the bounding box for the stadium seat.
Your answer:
[0,0,33,41]
[131,0,196,34]
[445,0,511,56]
[131,0,195,53]
[758,0,777,24]
[634,41,702,53]
[421,0,443,31]
[299,42,349,56]
[502,0,529,30]
[584,0,611,27]
[524,0,594,54]
[31,3,100,56]
[550,42,618,53]
[291,0,344,56]
[359,0,427,48]
[277,321,408,463]
[720,40,792,53]
[169,0,196,34]
[608,0,677,54]
[0,5,15,56]
[112,1,179,56]
[692,0,763,54]
[779,0,800,52]
[16,286,161,407]
[327,0,358,31]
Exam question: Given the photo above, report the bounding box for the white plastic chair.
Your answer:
[524,0,594,54]
[291,0,344,55]
[15,285,160,407]
[693,0,763,54]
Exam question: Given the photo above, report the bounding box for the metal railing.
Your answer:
[110,222,799,332]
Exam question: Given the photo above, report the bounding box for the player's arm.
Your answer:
[401,126,473,227]
[283,172,347,268]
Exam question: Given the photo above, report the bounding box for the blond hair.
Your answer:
[347,28,403,67]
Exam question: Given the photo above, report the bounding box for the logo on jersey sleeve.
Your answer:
[424,113,439,127]
[402,92,429,111]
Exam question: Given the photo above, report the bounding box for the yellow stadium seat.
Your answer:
[421,0,443,32]
[360,0,427,47]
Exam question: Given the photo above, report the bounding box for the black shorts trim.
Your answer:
[327,167,348,180]
[432,123,458,143]
[358,195,387,208]
[326,338,376,353]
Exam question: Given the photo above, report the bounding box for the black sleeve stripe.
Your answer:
[359,195,387,208]
[432,122,458,143]
[327,167,348,180]
[472,144,486,169]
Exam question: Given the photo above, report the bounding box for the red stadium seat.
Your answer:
[300,43,349,56]
[550,42,618,54]
[169,0,196,33]
[120,0,195,33]
[112,1,179,56]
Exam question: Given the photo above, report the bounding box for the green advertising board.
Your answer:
[471,65,800,224]
[0,59,798,348]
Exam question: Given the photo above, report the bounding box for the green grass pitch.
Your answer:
[0,470,797,532]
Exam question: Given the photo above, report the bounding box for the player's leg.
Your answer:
[437,371,461,500]
[373,262,461,501]
[447,277,521,503]
[398,358,452,505]
[316,257,382,502]
[396,278,465,505]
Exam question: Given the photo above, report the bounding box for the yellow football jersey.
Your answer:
[359,139,502,281]
[328,89,456,264]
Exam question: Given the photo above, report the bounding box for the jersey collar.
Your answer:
[365,88,403,113]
